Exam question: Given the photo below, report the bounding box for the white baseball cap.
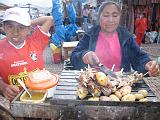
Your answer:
[2,7,31,26]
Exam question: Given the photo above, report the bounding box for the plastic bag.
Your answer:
[145,31,158,43]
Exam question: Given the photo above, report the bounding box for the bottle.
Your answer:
[50,43,62,64]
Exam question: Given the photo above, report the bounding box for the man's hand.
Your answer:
[2,85,20,101]
[82,51,99,65]
[145,60,160,76]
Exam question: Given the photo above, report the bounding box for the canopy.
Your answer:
[0,0,52,14]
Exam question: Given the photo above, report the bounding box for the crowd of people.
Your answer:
[0,0,159,119]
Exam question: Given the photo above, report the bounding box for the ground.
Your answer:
[43,46,63,74]
[141,43,160,59]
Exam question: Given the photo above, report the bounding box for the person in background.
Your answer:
[0,7,53,101]
[0,23,6,40]
[90,7,98,26]
[70,1,159,76]
[82,4,90,21]
[135,13,147,46]
[82,5,91,32]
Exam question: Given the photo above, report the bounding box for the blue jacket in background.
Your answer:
[70,25,151,73]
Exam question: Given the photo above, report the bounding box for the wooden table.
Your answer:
[10,70,160,119]
[62,41,78,60]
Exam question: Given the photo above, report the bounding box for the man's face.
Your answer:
[3,21,30,44]
[99,4,121,35]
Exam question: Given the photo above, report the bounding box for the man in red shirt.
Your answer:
[0,7,53,101]
[135,13,147,46]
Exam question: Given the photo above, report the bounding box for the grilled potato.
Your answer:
[95,72,109,86]
[100,96,112,101]
[88,97,99,101]
[115,91,122,99]
[119,86,132,96]
[121,94,136,101]
[139,98,148,102]
[134,93,144,100]
[138,90,148,97]
[109,94,120,101]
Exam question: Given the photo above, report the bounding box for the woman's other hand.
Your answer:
[82,51,99,65]
[145,60,160,76]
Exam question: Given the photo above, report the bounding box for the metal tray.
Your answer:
[50,70,160,120]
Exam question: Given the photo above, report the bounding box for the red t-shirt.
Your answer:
[0,26,50,86]
[95,32,121,71]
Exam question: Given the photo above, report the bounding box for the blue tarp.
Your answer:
[51,0,79,47]
[65,2,78,41]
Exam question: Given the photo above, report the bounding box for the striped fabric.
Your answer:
[133,0,160,5]
[139,0,147,5]
[151,0,160,3]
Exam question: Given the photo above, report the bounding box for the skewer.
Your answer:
[84,67,88,70]
[143,71,149,76]
[84,82,87,87]
[133,71,138,75]
[88,64,91,69]
[111,64,115,71]
[91,85,94,89]
[120,68,124,76]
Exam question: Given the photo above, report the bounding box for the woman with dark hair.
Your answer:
[70,1,159,76]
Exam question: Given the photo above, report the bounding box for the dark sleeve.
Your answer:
[70,34,90,70]
[129,37,151,73]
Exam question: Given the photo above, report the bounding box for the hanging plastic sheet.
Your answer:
[51,0,65,47]
[51,0,79,47]
[65,2,78,41]
[51,25,65,47]
[67,2,76,24]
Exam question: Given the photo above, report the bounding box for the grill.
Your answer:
[50,70,160,120]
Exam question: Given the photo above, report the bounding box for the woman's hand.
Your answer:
[145,60,160,76]
[82,51,99,65]
[2,84,20,101]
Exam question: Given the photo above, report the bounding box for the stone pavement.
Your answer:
[43,46,64,75]
[141,43,160,59]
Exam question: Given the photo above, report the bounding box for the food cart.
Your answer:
[10,70,160,120]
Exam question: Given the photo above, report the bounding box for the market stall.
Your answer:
[11,70,160,119]
[121,0,160,33]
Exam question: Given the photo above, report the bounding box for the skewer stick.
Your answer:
[111,64,115,71]
[120,68,124,76]
[84,82,87,87]
[133,71,138,75]
[80,69,83,72]
[143,71,149,76]
[91,85,94,89]
[88,64,91,69]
